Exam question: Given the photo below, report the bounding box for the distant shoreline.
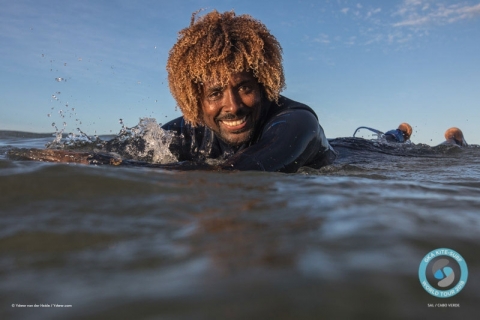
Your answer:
[0,130,114,139]
[0,130,55,138]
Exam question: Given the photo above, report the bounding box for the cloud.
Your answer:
[307,1,480,51]
[366,8,382,18]
[364,34,383,46]
[393,1,480,27]
[313,33,330,44]
[344,36,357,46]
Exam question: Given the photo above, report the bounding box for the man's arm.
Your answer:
[7,148,218,170]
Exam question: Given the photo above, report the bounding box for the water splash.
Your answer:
[105,118,177,164]
[45,117,178,164]
[46,122,102,150]
[46,121,65,148]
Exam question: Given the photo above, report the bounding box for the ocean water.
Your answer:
[1,130,480,320]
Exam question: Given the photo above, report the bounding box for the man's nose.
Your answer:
[223,89,242,113]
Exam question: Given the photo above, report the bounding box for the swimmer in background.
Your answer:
[383,123,413,143]
[440,127,468,147]
[353,122,412,143]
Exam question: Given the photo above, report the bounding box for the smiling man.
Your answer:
[162,10,336,173]
[7,10,335,171]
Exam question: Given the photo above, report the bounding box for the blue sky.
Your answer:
[1,0,479,145]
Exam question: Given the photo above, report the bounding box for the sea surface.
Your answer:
[1,129,479,320]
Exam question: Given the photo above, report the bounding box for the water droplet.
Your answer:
[63,122,67,127]
[64,63,67,66]
[51,122,56,126]
[47,114,51,117]
[55,77,64,82]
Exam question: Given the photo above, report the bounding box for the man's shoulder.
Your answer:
[161,116,187,131]
[259,96,321,137]
[276,96,318,120]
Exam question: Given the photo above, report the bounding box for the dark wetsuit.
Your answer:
[162,96,336,173]
[384,129,408,143]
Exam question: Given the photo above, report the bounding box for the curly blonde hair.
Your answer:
[166,10,285,126]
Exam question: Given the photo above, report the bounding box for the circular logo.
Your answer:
[418,248,468,298]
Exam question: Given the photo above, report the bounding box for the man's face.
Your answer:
[201,71,263,146]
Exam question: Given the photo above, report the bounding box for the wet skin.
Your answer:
[201,72,264,146]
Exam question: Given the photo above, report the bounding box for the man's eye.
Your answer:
[208,91,222,100]
[239,85,252,93]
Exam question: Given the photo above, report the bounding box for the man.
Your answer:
[9,10,336,173]
[383,123,413,143]
[161,10,336,172]
[440,127,468,147]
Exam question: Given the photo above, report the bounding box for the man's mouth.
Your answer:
[220,116,247,130]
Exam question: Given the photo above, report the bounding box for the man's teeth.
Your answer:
[222,117,246,126]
